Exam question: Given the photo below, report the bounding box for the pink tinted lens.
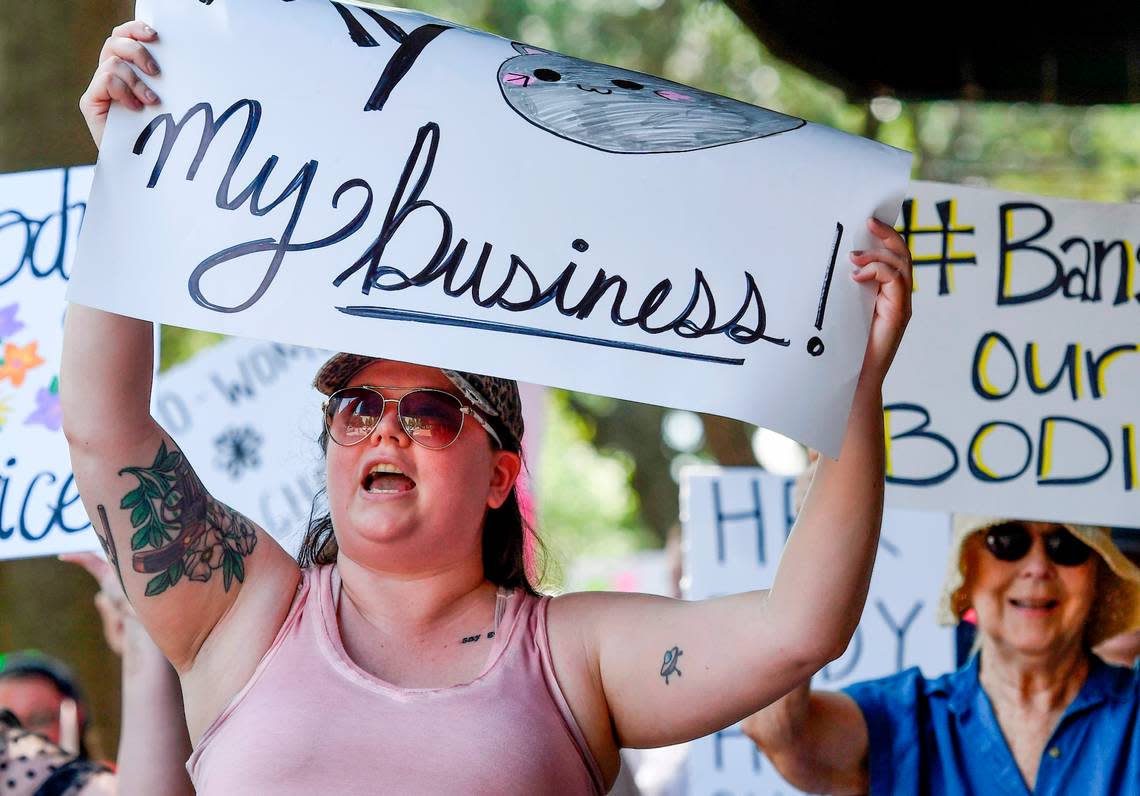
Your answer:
[327,388,385,444]
[399,390,464,448]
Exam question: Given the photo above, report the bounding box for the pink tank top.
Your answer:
[187,565,604,795]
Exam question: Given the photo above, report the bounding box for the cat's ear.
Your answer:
[512,42,551,56]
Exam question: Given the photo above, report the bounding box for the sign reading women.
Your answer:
[69,0,911,457]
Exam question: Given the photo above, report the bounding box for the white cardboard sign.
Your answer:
[0,161,329,562]
[680,467,953,796]
[0,166,98,559]
[151,337,329,556]
[885,182,1140,527]
[68,0,911,457]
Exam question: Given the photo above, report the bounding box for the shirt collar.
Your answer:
[942,652,980,715]
[939,652,1132,716]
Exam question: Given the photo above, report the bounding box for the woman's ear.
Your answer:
[486,450,522,509]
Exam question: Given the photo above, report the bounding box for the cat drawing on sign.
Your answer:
[498,43,806,154]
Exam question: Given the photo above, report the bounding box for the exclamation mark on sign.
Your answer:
[1125,424,1137,491]
[808,222,844,357]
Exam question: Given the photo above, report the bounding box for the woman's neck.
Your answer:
[336,552,494,638]
[977,636,1090,713]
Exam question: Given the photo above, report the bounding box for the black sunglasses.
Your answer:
[983,523,1093,567]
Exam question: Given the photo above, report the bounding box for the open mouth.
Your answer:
[1009,598,1059,610]
[362,463,416,494]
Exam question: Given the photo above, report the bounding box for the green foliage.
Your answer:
[535,389,657,587]
[120,441,180,552]
[119,442,185,596]
[159,326,224,372]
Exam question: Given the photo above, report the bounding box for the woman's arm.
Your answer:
[548,218,912,753]
[740,681,870,794]
[65,21,300,732]
[62,553,195,796]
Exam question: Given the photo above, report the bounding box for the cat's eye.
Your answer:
[534,69,561,82]
[612,79,644,90]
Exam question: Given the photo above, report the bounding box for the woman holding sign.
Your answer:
[64,21,913,794]
[743,515,1140,794]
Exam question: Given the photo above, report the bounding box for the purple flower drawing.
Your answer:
[0,304,24,339]
[25,384,62,431]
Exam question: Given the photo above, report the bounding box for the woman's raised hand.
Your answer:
[79,21,162,148]
[850,217,913,387]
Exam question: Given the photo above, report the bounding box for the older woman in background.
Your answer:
[743,515,1140,795]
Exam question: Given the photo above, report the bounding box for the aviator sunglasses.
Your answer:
[983,523,1094,567]
[323,386,502,450]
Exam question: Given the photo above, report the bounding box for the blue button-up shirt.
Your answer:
[843,655,1140,795]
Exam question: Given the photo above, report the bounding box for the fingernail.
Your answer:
[147,59,160,75]
[850,249,864,257]
[144,88,157,102]
[143,23,155,34]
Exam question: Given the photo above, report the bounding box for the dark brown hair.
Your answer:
[297,426,544,596]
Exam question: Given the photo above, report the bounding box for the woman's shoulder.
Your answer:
[841,660,971,717]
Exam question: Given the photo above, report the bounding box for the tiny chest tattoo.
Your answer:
[461,631,496,645]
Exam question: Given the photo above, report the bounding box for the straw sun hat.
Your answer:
[938,514,1140,646]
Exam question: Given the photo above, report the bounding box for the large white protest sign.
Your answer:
[68,0,911,457]
[0,167,98,559]
[680,467,953,796]
[885,182,1140,527]
[152,338,329,556]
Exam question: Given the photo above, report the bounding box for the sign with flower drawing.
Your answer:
[0,166,97,558]
[0,167,329,562]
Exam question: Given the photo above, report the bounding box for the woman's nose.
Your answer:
[370,398,409,446]
[1019,537,1054,577]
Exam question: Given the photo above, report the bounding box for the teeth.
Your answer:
[1012,599,1056,608]
[369,463,404,475]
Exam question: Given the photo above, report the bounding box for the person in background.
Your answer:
[0,652,89,756]
[0,711,114,796]
[742,515,1140,795]
[0,601,111,793]
[61,553,195,796]
[0,553,196,796]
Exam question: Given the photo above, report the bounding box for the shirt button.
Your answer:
[1048,747,1061,759]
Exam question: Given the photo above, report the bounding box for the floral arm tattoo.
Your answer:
[93,504,129,598]
[118,441,257,597]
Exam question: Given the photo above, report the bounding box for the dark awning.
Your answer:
[724,1,1140,105]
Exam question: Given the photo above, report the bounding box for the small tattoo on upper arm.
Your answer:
[118,441,257,597]
[660,646,683,684]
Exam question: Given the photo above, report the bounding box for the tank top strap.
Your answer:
[523,592,607,794]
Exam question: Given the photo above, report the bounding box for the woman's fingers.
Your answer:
[107,56,160,106]
[851,260,908,300]
[99,30,160,76]
[80,22,160,147]
[867,216,909,256]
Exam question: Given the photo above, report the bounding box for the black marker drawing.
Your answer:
[213,425,264,479]
[807,222,844,357]
[499,43,805,154]
[330,2,453,111]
